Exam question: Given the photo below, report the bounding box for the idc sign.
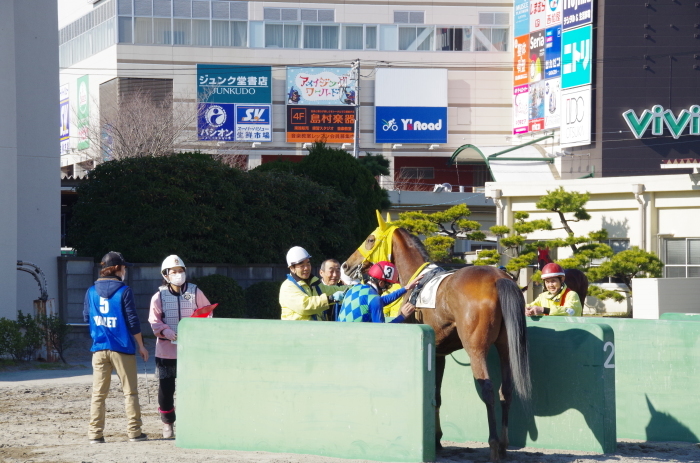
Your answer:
[375,107,448,144]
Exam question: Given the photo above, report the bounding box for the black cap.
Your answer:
[101,251,133,267]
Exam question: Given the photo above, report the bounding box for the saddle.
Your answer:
[408,265,458,309]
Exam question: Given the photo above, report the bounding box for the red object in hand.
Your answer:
[191,303,218,318]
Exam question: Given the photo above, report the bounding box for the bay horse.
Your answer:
[343,226,531,462]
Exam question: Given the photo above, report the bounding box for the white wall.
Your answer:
[0,1,60,319]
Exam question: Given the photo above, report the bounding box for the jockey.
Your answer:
[337,261,422,323]
[525,263,582,316]
[280,246,346,321]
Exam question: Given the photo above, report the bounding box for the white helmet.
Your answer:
[161,255,186,277]
[286,246,311,266]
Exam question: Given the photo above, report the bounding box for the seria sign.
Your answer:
[623,105,700,139]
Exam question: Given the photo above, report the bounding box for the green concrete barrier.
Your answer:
[659,312,700,321]
[440,320,616,454]
[176,318,436,462]
[532,317,700,443]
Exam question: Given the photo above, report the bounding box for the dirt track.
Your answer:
[1,343,700,463]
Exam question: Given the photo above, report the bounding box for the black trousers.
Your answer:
[156,357,177,424]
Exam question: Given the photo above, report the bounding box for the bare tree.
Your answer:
[392,167,433,191]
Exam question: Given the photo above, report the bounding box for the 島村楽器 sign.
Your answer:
[197,65,271,104]
[375,107,447,144]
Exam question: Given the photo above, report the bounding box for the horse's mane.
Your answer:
[397,228,431,262]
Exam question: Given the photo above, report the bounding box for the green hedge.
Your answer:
[68,152,357,265]
[245,281,283,319]
[191,274,246,319]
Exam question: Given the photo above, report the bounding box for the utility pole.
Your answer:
[351,59,360,159]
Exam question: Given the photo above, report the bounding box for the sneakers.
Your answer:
[129,433,148,442]
[89,437,105,444]
[163,423,174,439]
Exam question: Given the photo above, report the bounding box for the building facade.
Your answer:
[58,0,514,190]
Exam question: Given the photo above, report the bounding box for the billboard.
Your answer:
[198,103,236,141]
[546,0,562,28]
[529,30,545,84]
[77,75,89,150]
[515,0,530,37]
[562,25,592,89]
[235,105,272,141]
[197,65,271,104]
[529,80,545,132]
[545,26,562,79]
[60,84,70,155]
[375,107,447,144]
[545,78,562,129]
[560,85,592,148]
[563,0,593,30]
[286,106,355,143]
[530,0,547,32]
[513,85,530,134]
[286,67,355,106]
[514,35,530,87]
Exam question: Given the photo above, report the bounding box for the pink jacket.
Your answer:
[148,286,211,359]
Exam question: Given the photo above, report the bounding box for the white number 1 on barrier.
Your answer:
[603,341,615,369]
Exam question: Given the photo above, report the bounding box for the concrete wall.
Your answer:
[632,278,700,319]
[0,1,60,319]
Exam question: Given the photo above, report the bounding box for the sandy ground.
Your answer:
[1,340,700,463]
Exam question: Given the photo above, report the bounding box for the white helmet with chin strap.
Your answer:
[161,255,186,279]
[286,246,311,266]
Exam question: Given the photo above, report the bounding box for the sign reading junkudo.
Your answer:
[623,105,700,139]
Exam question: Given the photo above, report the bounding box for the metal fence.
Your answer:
[57,256,288,333]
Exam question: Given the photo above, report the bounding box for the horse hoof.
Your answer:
[489,440,501,462]
[499,445,508,458]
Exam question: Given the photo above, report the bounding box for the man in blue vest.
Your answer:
[84,251,149,444]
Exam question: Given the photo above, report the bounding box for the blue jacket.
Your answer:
[83,278,141,354]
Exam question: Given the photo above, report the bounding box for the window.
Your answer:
[474,27,508,51]
[398,26,433,51]
[265,23,299,48]
[400,167,435,180]
[192,19,210,45]
[365,26,377,49]
[394,11,425,24]
[301,9,335,22]
[264,8,299,21]
[379,24,398,50]
[118,16,133,43]
[437,27,471,51]
[343,25,363,50]
[212,20,229,45]
[229,2,248,20]
[304,24,339,48]
[154,18,172,44]
[479,12,509,25]
[664,238,700,277]
[134,17,154,44]
[232,21,247,46]
[173,18,191,44]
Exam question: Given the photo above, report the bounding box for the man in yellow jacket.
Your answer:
[526,263,582,316]
[280,246,346,321]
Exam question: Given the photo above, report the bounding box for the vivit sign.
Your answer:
[623,105,700,139]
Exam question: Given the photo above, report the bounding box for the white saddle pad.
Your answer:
[414,272,452,309]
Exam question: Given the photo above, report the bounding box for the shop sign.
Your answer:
[529,80,545,131]
[623,105,700,139]
[198,103,236,141]
[529,30,545,84]
[546,0,562,27]
[561,25,592,89]
[514,0,530,37]
[286,106,355,143]
[513,34,530,87]
[286,67,355,106]
[375,107,447,144]
[563,0,593,30]
[60,84,70,155]
[545,26,562,79]
[530,0,547,31]
[545,78,562,129]
[197,65,271,104]
[235,105,272,141]
[513,85,530,134]
[560,85,591,148]
[77,75,89,150]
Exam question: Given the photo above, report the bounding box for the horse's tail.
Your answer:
[497,278,532,405]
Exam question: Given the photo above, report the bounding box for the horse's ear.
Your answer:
[386,213,392,224]
[376,210,387,232]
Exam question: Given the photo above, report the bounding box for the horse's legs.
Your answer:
[468,346,501,462]
[495,331,513,458]
[434,354,446,450]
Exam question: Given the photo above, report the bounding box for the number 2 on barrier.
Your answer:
[603,341,615,369]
